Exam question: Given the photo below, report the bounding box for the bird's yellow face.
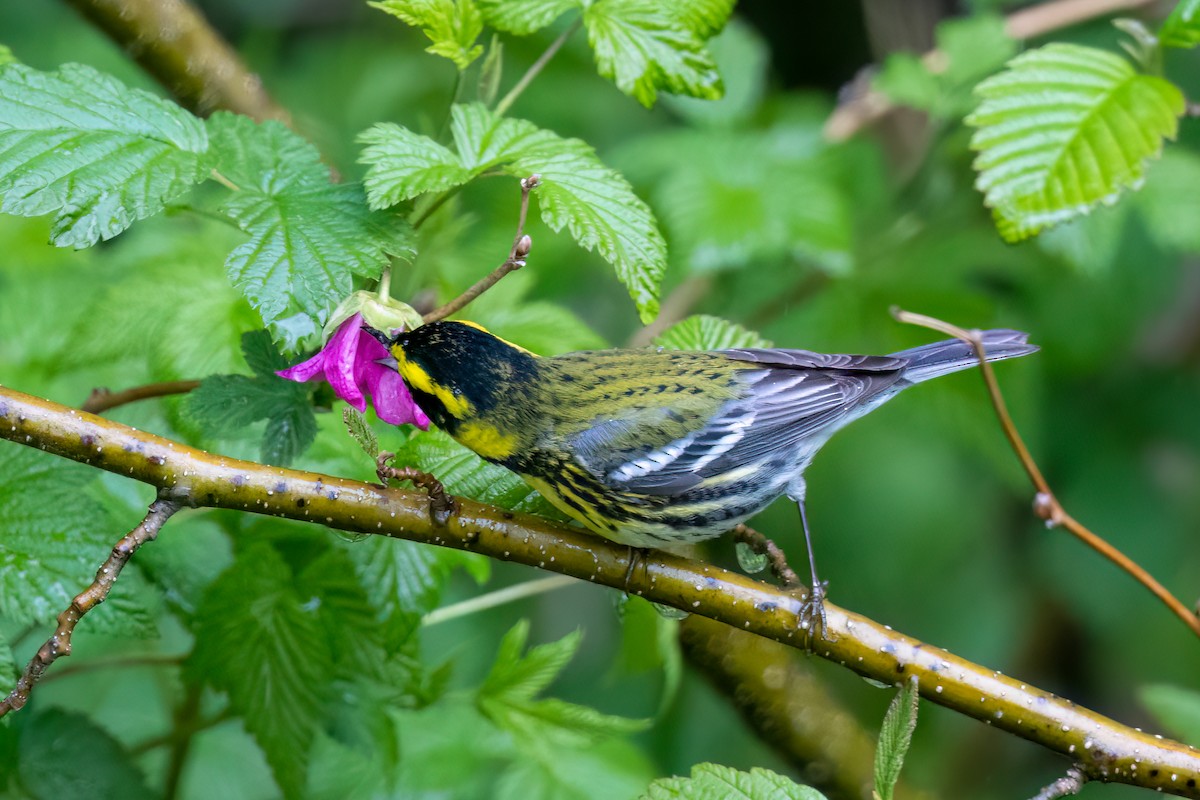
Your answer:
[384,320,540,464]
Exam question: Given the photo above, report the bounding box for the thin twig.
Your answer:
[164,683,202,800]
[38,652,185,684]
[733,524,802,588]
[893,308,1200,640]
[82,380,202,414]
[1029,766,1088,800]
[423,174,540,323]
[494,17,583,117]
[0,495,183,718]
[824,0,1159,142]
[423,575,578,626]
[628,276,713,347]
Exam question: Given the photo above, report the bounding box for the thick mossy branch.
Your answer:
[1,385,1198,796]
[63,0,291,123]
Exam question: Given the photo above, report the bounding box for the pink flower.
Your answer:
[278,313,430,429]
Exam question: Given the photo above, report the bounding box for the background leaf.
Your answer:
[873,677,920,800]
[369,0,484,69]
[654,314,770,350]
[1160,0,1200,48]
[189,543,336,799]
[641,763,826,800]
[1140,684,1200,745]
[967,44,1184,242]
[209,113,414,348]
[0,63,210,247]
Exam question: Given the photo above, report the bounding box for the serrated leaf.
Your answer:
[358,123,474,209]
[1161,0,1200,48]
[1140,684,1200,745]
[370,0,484,70]
[15,708,155,799]
[966,44,1185,242]
[654,314,770,351]
[343,407,381,459]
[241,328,291,377]
[476,0,578,35]
[663,0,733,40]
[0,628,17,687]
[642,763,826,800]
[263,401,319,466]
[874,677,920,800]
[665,19,769,127]
[0,441,149,630]
[583,0,724,108]
[481,621,580,702]
[0,63,210,248]
[189,543,336,799]
[208,113,414,348]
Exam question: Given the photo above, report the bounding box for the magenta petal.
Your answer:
[276,350,326,382]
[365,363,429,429]
[325,314,366,410]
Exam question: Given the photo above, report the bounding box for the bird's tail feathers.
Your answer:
[891,329,1037,383]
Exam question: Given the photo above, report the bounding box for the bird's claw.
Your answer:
[376,453,457,526]
[798,580,831,652]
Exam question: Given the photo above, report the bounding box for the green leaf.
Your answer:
[654,315,771,350]
[189,543,336,799]
[0,442,149,632]
[966,44,1185,242]
[481,620,580,702]
[358,123,474,208]
[664,0,734,40]
[1140,684,1200,745]
[370,0,484,70]
[343,407,381,459]
[479,621,649,745]
[641,763,826,800]
[15,708,155,799]
[0,45,16,67]
[478,34,504,106]
[182,332,317,465]
[208,112,414,347]
[1160,0,1200,48]
[875,53,941,112]
[583,0,724,108]
[359,105,665,321]
[874,677,920,800]
[937,14,1016,88]
[0,628,18,688]
[0,63,210,248]
[665,20,770,127]
[476,0,578,35]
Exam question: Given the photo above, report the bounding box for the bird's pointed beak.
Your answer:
[375,355,399,370]
[362,324,393,347]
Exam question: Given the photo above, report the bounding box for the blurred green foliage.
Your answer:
[1,1,1199,799]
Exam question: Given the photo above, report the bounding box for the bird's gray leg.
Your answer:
[788,476,828,646]
[796,497,828,642]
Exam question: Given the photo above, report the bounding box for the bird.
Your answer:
[369,319,1037,629]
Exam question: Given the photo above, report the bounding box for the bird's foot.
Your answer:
[376,453,458,525]
[797,579,832,652]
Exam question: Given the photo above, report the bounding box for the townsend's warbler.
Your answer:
[370,320,1036,614]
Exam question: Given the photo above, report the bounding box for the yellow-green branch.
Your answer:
[1,385,1198,797]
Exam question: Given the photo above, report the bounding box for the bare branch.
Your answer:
[1,385,1199,794]
[82,380,201,414]
[0,494,183,717]
[893,308,1200,640]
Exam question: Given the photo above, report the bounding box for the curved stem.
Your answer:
[82,380,201,414]
[893,308,1200,640]
[494,17,583,117]
[423,575,578,626]
[0,385,1199,796]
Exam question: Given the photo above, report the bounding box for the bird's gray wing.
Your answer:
[591,351,910,496]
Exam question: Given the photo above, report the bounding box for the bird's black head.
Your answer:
[377,320,539,429]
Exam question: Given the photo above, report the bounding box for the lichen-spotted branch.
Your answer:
[0,385,1198,796]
